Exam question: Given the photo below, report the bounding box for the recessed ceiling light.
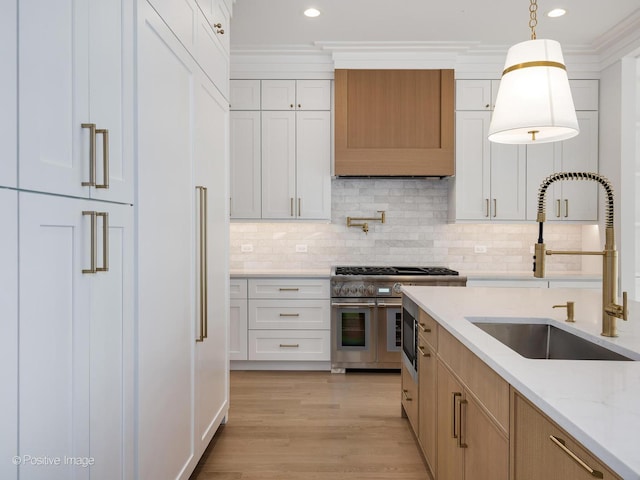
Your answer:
[304,8,321,18]
[547,8,567,18]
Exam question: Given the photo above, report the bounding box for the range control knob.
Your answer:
[393,283,403,294]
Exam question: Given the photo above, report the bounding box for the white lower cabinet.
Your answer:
[18,191,134,480]
[230,279,248,360]
[231,277,331,366]
[0,189,17,480]
[248,330,331,361]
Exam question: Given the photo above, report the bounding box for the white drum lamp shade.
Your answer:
[488,39,579,144]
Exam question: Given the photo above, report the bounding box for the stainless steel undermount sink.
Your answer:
[469,320,635,361]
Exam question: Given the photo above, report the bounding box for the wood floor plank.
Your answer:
[190,371,429,480]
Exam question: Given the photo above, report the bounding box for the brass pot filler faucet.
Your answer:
[533,172,628,337]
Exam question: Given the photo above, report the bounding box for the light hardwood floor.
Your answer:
[190,371,430,480]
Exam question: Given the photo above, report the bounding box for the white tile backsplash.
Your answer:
[230,178,585,273]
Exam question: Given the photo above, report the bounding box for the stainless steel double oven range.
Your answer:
[330,266,466,372]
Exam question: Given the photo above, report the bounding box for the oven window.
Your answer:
[341,312,367,347]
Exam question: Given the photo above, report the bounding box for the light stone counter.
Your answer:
[402,286,640,480]
[230,269,330,278]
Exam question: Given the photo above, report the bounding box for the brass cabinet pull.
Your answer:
[279,313,300,317]
[417,345,430,357]
[556,199,561,218]
[417,323,431,333]
[290,104,294,109]
[279,287,299,292]
[451,392,462,438]
[402,389,412,401]
[298,198,301,217]
[196,186,208,342]
[298,104,301,108]
[458,399,468,448]
[564,199,569,218]
[549,435,603,478]
[81,123,97,186]
[96,212,109,272]
[82,211,97,274]
[493,199,497,218]
[95,128,110,189]
[279,343,299,348]
[290,197,294,216]
[484,198,489,217]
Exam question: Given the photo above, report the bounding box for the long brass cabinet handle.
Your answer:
[556,199,561,218]
[564,199,569,218]
[451,392,462,438]
[402,389,412,401]
[418,323,430,333]
[196,186,208,342]
[82,123,97,186]
[279,288,299,292]
[96,212,109,272]
[493,199,497,218]
[484,198,489,217]
[298,198,301,217]
[458,399,468,448]
[95,128,110,189]
[82,211,97,274]
[549,435,603,478]
[279,313,300,317]
[279,343,299,348]
[290,198,294,217]
[417,345,430,357]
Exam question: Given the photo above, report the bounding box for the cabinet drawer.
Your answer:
[401,362,419,432]
[513,391,621,480]
[418,309,438,349]
[248,330,330,361]
[230,278,248,299]
[248,299,329,330]
[439,328,509,432]
[248,278,329,299]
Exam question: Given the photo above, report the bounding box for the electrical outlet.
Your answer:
[474,245,487,254]
[295,244,308,253]
[241,244,253,253]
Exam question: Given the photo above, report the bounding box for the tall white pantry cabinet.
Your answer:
[1,0,231,479]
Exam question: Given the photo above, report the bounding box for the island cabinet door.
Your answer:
[436,361,464,480]
[512,391,622,480]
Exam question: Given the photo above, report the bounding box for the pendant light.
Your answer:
[488,0,579,144]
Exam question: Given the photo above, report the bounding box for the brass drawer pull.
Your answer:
[95,128,110,189]
[96,212,109,272]
[402,389,412,401]
[279,343,299,348]
[451,392,462,438]
[417,345,430,357]
[279,288,299,292]
[549,435,603,478]
[418,323,431,333]
[82,123,97,186]
[279,313,300,317]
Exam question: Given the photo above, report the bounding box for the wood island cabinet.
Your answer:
[404,301,623,480]
[512,391,622,480]
[335,69,454,176]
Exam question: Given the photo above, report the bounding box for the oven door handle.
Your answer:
[377,301,402,307]
[331,302,376,308]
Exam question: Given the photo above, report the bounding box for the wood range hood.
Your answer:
[334,69,455,177]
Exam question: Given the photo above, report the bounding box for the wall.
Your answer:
[230,178,583,273]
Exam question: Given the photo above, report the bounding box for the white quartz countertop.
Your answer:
[402,285,640,480]
[463,271,601,282]
[230,269,330,278]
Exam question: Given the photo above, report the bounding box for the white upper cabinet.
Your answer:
[262,80,331,110]
[454,110,526,221]
[526,112,599,222]
[230,80,261,110]
[455,79,501,111]
[18,0,134,203]
[231,79,332,220]
[0,1,17,188]
[230,111,261,218]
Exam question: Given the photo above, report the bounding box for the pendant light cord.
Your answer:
[529,0,538,39]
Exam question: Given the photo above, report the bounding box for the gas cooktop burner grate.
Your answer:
[334,266,459,276]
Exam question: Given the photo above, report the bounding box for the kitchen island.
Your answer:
[403,285,640,480]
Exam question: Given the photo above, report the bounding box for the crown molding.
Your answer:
[593,7,640,68]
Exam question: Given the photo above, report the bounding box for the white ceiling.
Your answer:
[230,0,640,52]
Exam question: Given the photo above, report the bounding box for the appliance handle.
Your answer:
[377,301,402,307]
[331,302,376,308]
